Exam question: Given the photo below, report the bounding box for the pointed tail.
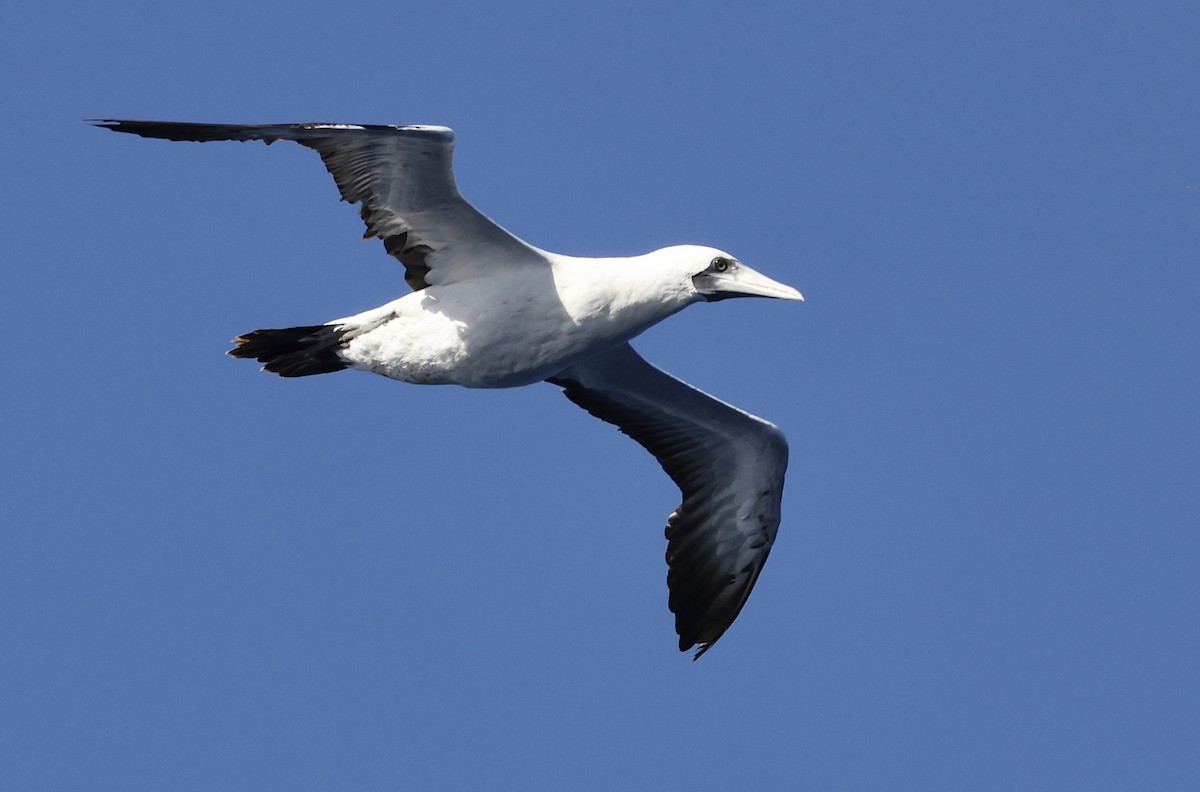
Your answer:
[228,324,348,377]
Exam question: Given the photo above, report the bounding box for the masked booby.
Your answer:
[93,119,804,658]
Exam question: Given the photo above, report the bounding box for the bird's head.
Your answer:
[660,245,804,303]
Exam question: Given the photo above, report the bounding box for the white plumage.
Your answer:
[95,119,804,658]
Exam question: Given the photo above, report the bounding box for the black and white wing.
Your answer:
[549,343,788,658]
[92,120,546,290]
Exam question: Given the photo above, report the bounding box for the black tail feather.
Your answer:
[229,325,348,377]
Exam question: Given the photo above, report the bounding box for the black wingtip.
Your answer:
[88,119,146,130]
[89,119,178,138]
[87,119,250,142]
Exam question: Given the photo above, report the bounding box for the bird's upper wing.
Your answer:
[93,120,546,290]
[548,343,788,658]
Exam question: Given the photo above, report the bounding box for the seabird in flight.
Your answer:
[93,119,804,658]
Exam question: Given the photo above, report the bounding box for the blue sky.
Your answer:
[3,1,1198,789]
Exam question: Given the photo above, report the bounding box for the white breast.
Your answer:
[335,257,696,388]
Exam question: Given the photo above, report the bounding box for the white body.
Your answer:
[96,119,804,657]
[336,251,698,387]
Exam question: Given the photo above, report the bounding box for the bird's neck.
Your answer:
[549,254,698,344]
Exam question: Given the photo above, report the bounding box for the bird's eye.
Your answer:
[711,257,730,272]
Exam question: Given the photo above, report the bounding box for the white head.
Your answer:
[651,245,805,304]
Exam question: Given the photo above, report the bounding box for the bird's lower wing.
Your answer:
[548,343,789,658]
